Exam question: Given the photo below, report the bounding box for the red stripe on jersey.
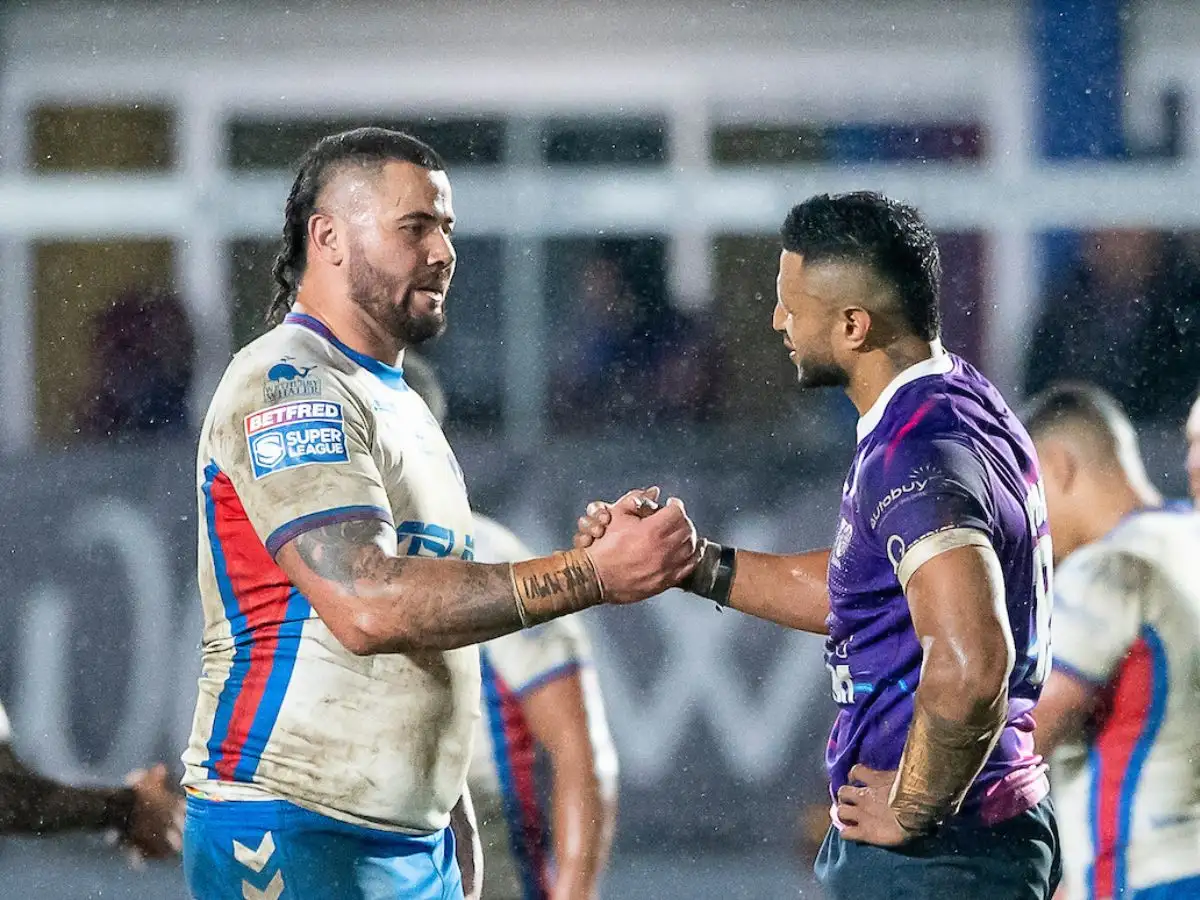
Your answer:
[1091,637,1154,898]
[497,677,551,897]
[208,471,294,781]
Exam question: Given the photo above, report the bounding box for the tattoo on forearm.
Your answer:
[512,550,603,625]
[289,518,535,650]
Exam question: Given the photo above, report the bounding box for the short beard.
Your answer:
[795,358,849,389]
[346,247,446,347]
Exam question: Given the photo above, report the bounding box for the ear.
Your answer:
[840,306,872,351]
[307,211,344,266]
[1039,438,1079,494]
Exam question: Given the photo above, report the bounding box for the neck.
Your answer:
[846,337,937,416]
[1070,476,1162,552]
[292,283,404,367]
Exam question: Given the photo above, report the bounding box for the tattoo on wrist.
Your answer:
[510,550,603,626]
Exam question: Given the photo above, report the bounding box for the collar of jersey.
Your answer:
[284,312,408,391]
[855,341,953,444]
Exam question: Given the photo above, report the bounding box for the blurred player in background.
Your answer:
[577,192,1060,899]
[403,355,619,900]
[1185,389,1200,505]
[181,128,690,900]
[1023,384,1200,900]
[0,696,182,860]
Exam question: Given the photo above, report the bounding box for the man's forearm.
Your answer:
[888,661,1008,832]
[0,759,133,836]
[280,520,603,654]
[551,768,615,899]
[722,549,831,634]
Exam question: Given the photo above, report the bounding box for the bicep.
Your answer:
[905,539,1015,680]
[275,517,403,648]
[1033,669,1096,758]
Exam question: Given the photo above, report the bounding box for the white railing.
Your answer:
[2,3,1198,451]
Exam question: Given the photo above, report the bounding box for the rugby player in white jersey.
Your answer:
[1186,390,1200,506]
[403,356,618,900]
[1023,384,1200,900]
[180,128,692,900]
[0,696,182,859]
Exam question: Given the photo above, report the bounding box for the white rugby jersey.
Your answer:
[1050,508,1200,900]
[467,515,617,899]
[181,311,480,834]
[0,699,10,745]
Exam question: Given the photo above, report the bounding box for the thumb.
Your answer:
[616,486,660,513]
[848,764,885,785]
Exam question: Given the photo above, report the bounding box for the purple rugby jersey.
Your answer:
[825,351,1051,827]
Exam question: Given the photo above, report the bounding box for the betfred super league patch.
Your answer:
[244,400,349,479]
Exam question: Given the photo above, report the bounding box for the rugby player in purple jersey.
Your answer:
[577,192,1061,899]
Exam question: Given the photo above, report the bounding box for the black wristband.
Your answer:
[711,544,737,607]
[683,539,737,608]
[101,787,136,836]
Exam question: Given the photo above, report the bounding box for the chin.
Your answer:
[796,364,848,390]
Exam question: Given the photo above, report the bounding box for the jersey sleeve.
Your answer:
[208,362,393,556]
[484,616,593,697]
[0,699,10,745]
[859,435,994,577]
[1051,548,1144,685]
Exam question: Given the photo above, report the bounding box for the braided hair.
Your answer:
[265,127,446,326]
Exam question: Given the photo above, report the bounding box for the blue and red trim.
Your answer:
[265,504,392,557]
[201,461,312,783]
[283,312,408,390]
[511,661,583,700]
[481,652,551,900]
[1087,626,1169,899]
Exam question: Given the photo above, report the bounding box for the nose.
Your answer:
[772,301,787,332]
[427,228,455,269]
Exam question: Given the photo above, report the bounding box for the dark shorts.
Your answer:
[815,797,1062,900]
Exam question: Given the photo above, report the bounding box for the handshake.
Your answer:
[571,487,733,608]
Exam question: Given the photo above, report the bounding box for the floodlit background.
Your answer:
[1,1,1198,897]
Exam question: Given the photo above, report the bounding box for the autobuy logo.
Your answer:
[244,401,349,479]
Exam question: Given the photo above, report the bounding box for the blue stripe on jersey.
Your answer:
[481,652,543,900]
[511,661,582,700]
[284,312,409,391]
[1114,626,1169,897]
[1087,743,1101,899]
[231,587,311,782]
[1052,658,1109,688]
[201,461,251,778]
[264,504,392,557]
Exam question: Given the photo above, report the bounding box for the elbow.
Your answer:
[925,636,1014,716]
[333,609,413,656]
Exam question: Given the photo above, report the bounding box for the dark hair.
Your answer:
[266,127,446,326]
[781,191,942,341]
[1021,381,1132,448]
